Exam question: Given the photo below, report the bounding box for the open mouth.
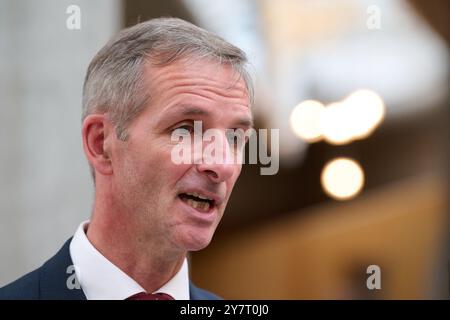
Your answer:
[178,192,215,213]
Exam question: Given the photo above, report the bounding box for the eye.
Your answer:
[226,128,247,151]
[172,121,194,135]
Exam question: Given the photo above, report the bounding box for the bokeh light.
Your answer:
[290,100,325,142]
[320,102,354,145]
[343,89,385,140]
[321,157,365,200]
[292,89,385,145]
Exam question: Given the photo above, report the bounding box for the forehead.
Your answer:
[139,58,252,127]
[144,59,250,107]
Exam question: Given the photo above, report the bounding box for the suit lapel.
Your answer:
[39,238,86,300]
[189,282,221,300]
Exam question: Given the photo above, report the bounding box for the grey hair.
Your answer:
[82,17,254,142]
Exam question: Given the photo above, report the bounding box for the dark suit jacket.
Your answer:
[0,238,220,300]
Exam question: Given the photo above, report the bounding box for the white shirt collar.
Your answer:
[69,221,190,300]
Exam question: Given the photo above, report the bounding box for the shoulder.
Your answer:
[189,282,222,300]
[0,267,41,300]
[0,238,85,300]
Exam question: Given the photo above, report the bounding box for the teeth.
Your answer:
[186,192,212,201]
[187,199,198,209]
[200,201,210,211]
[186,198,210,211]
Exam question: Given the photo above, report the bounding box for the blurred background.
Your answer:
[0,0,448,299]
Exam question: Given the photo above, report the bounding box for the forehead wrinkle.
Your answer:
[170,89,249,108]
[146,64,249,103]
[157,76,250,109]
[143,62,251,129]
[149,61,246,85]
[158,76,248,100]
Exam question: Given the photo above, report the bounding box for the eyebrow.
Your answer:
[180,105,209,117]
[166,104,254,128]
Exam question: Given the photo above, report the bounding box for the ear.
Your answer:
[82,114,114,177]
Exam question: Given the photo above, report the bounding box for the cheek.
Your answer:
[116,146,160,187]
[155,145,193,188]
[164,147,192,177]
[227,165,243,191]
[168,163,193,186]
[234,163,243,179]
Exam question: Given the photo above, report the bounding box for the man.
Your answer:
[0,17,253,300]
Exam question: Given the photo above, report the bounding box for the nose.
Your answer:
[195,131,237,183]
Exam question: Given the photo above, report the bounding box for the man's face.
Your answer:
[109,59,252,252]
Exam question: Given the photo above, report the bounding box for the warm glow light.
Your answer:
[343,89,385,139]
[321,158,364,200]
[292,90,385,145]
[319,89,385,145]
[290,100,325,142]
[320,102,354,145]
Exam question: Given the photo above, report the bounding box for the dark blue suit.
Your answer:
[0,239,220,300]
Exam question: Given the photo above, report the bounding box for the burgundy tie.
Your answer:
[127,292,175,300]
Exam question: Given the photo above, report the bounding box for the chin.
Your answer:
[174,227,215,251]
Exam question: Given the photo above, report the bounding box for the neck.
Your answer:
[86,185,185,293]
